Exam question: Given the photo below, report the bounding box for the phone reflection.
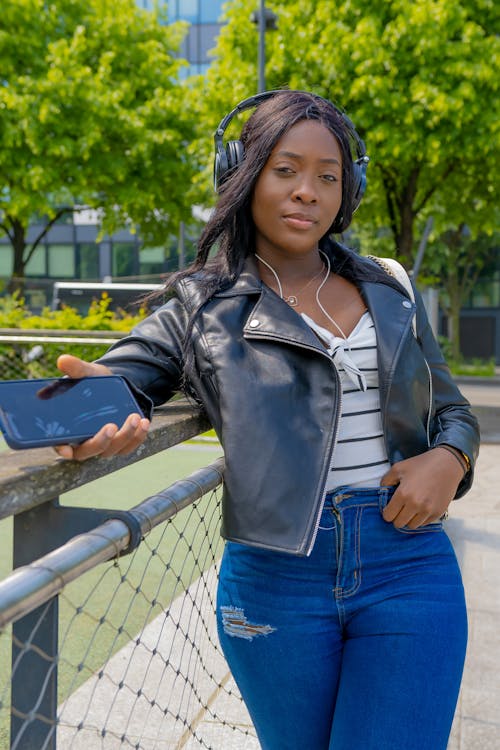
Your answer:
[36,378,80,400]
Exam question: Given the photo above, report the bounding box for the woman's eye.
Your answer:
[321,174,338,183]
[274,166,294,175]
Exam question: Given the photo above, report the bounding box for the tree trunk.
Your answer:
[383,167,419,266]
[7,217,28,295]
[395,207,414,267]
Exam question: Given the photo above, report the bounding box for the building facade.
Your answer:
[138,0,225,76]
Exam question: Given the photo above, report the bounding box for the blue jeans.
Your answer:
[216,486,467,750]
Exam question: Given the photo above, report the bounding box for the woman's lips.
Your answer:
[282,214,317,230]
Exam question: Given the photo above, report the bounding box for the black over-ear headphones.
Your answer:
[213,90,370,214]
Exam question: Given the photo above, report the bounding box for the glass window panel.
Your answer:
[112,243,137,278]
[470,276,500,308]
[0,246,13,277]
[48,244,75,278]
[199,23,220,58]
[167,0,178,19]
[78,243,100,279]
[200,0,224,22]
[25,245,46,277]
[178,0,199,21]
[139,245,166,276]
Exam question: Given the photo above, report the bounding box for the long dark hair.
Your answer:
[161,90,363,301]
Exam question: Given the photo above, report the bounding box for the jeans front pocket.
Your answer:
[378,489,444,534]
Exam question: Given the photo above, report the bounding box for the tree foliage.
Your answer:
[192,0,499,264]
[0,0,194,284]
[425,229,499,360]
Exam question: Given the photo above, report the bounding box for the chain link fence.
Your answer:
[0,458,259,749]
[0,331,122,381]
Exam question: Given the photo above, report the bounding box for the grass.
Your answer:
[448,358,497,377]
[0,440,223,746]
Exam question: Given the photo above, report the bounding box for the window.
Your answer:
[139,245,167,276]
[173,0,198,22]
[48,244,75,278]
[0,246,13,277]
[200,0,224,22]
[25,246,47,277]
[77,243,100,279]
[167,1,223,25]
[112,242,138,278]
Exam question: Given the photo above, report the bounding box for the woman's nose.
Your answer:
[291,178,318,203]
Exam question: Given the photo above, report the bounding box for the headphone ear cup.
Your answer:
[213,142,228,192]
[351,159,368,213]
[214,140,244,192]
[226,140,244,173]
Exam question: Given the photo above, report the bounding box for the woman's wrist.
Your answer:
[437,444,470,477]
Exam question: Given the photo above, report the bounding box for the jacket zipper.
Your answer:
[305,365,342,556]
[245,328,342,556]
[424,357,433,447]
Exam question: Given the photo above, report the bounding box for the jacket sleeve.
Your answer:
[414,285,480,498]
[95,295,189,416]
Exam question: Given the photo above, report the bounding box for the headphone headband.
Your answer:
[213,89,369,223]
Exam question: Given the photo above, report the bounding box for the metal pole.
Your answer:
[411,216,434,280]
[258,0,266,92]
[179,221,186,270]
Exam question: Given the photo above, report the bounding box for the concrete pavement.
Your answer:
[445,379,500,749]
[446,443,500,749]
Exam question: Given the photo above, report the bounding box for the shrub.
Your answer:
[0,293,148,380]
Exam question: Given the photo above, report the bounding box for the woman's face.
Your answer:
[251,119,343,261]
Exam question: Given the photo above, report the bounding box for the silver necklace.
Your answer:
[255,251,348,339]
[255,253,325,307]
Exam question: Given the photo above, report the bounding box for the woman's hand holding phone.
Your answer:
[55,355,150,461]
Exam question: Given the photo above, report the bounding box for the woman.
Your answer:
[57,90,480,749]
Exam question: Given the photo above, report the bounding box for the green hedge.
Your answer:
[0,292,148,380]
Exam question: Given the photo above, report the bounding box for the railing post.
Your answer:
[11,501,60,750]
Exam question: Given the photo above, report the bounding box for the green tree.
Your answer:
[191,0,499,265]
[0,0,194,289]
[425,227,499,361]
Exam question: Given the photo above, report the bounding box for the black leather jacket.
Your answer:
[99,252,480,556]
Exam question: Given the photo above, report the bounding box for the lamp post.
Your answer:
[250,2,278,93]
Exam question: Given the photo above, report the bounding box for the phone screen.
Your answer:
[0,376,144,449]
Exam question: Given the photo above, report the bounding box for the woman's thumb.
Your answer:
[380,464,399,487]
[56,354,112,379]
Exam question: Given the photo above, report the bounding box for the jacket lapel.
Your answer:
[216,256,329,355]
[214,258,417,367]
[361,280,416,404]
[242,286,328,354]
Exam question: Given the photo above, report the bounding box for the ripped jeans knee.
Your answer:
[220,605,276,641]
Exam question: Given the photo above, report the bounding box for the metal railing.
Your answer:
[0,330,125,381]
[0,402,258,749]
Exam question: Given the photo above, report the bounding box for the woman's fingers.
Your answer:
[101,414,150,458]
[381,448,464,528]
[55,414,150,462]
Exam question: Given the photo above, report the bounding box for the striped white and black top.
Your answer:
[302,310,391,490]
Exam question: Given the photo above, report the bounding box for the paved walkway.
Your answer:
[446,443,500,749]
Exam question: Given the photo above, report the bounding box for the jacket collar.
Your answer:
[214,256,328,354]
[214,255,417,371]
[214,255,264,297]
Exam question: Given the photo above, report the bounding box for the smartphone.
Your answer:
[0,376,145,450]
